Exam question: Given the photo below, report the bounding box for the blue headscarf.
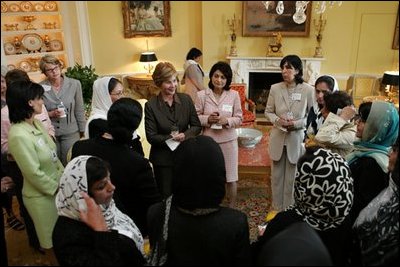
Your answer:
[346,101,399,173]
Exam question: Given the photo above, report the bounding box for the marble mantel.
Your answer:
[227,56,325,91]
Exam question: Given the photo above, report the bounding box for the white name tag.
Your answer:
[292,93,302,101]
[37,138,45,147]
[222,104,232,112]
[42,85,51,92]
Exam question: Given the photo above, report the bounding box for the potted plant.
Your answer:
[65,63,98,116]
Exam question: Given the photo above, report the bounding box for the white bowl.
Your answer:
[236,128,263,148]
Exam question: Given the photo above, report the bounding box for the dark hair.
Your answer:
[7,81,44,123]
[108,77,122,94]
[86,156,111,197]
[358,101,372,122]
[5,69,30,88]
[208,61,232,91]
[107,98,142,144]
[186,48,202,60]
[315,75,335,91]
[280,55,304,84]
[324,91,353,114]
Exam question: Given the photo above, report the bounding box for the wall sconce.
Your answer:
[140,52,158,76]
[382,71,399,103]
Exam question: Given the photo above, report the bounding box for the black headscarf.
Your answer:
[172,135,226,210]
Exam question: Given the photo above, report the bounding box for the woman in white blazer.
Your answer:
[265,55,314,212]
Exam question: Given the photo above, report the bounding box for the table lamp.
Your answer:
[140,52,158,76]
[382,71,399,103]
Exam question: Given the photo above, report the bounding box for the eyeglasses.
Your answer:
[44,66,59,73]
[110,91,123,96]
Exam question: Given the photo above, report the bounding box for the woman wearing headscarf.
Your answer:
[53,155,145,266]
[346,101,399,224]
[83,76,143,155]
[147,136,251,266]
[253,146,354,266]
[182,47,206,102]
[264,55,314,212]
[351,137,399,266]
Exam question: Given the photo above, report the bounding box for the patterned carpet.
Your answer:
[223,171,271,242]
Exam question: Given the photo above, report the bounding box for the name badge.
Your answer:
[37,138,45,147]
[50,150,58,163]
[222,104,232,112]
[42,85,51,92]
[292,93,302,101]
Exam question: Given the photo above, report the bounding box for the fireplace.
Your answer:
[249,72,283,114]
[228,57,324,114]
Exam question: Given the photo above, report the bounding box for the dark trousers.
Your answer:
[153,166,173,199]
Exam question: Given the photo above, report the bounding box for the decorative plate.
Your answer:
[8,3,20,12]
[7,64,16,71]
[1,2,8,13]
[34,3,44,12]
[20,1,33,12]
[44,1,57,11]
[19,61,32,73]
[22,33,43,51]
[4,42,16,55]
[49,40,63,51]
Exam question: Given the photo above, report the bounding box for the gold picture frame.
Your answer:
[242,1,311,37]
[122,1,171,38]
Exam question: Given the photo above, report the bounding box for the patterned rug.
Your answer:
[223,171,271,243]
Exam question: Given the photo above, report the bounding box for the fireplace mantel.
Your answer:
[227,56,325,89]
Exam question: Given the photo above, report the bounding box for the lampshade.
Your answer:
[140,52,158,63]
[382,71,399,86]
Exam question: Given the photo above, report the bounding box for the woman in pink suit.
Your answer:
[195,61,242,208]
[264,55,314,212]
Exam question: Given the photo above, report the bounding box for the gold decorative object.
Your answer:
[267,32,283,57]
[43,22,57,29]
[23,15,37,30]
[28,57,41,72]
[14,37,22,54]
[4,23,19,31]
[227,13,240,57]
[313,14,327,58]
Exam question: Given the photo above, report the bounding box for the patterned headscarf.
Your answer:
[290,147,354,231]
[56,155,144,254]
[347,101,399,173]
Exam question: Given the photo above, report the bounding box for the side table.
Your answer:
[125,74,159,100]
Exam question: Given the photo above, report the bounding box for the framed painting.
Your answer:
[393,8,399,50]
[122,1,171,38]
[242,1,311,37]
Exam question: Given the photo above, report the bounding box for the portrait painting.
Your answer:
[243,1,311,37]
[122,1,171,38]
[393,8,399,50]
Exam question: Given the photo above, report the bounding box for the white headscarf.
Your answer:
[84,76,113,138]
[56,155,144,254]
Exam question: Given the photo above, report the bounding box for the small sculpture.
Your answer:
[267,32,283,57]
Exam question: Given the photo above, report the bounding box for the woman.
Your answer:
[195,61,242,208]
[147,136,251,266]
[83,76,143,155]
[351,137,399,266]
[182,47,206,102]
[305,75,339,139]
[39,54,86,166]
[346,100,399,224]
[145,62,201,199]
[264,55,314,212]
[313,91,356,158]
[7,80,64,262]
[71,98,161,236]
[253,147,354,266]
[53,155,146,266]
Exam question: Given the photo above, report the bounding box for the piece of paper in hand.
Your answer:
[165,138,180,151]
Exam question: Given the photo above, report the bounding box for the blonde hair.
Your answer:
[152,62,178,87]
[39,54,62,73]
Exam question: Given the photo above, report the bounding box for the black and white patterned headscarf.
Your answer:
[291,148,354,231]
[55,156,144,254]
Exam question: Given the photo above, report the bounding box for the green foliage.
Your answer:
[65,63,98,105]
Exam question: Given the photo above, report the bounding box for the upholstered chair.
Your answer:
[230,83,256,126]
